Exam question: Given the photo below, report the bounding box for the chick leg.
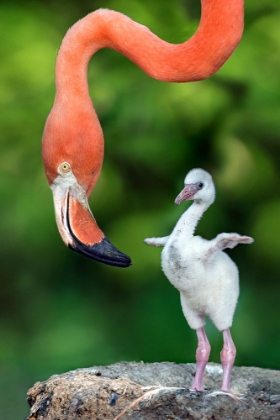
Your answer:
[220,329,236,392]
[191,327,211,391]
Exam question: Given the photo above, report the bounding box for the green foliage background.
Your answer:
[1,0,280,418]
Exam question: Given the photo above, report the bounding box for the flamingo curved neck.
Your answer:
[55,0,244,98]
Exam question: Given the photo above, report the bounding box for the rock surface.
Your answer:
[27,362,280,419]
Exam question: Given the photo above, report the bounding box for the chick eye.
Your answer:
[197,182,204,189]
[58,161,71,174]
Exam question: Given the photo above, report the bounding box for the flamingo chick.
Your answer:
[144,168,253,392]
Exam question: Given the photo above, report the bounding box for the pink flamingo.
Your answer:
[42,0,244,267]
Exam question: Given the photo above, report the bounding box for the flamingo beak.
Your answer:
[174,183,199,205]
[51,183,132,268]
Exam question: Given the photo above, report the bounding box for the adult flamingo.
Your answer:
[42,0,244,267]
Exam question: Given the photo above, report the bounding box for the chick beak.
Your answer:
[174,183,199,205]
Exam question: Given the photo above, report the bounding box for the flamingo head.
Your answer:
[174,168,216,207]
[42,109,131,268]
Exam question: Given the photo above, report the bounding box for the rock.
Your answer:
[26,362,280,419]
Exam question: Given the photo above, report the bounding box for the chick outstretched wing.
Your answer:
[205,233,254,260]
[144,236,170,247]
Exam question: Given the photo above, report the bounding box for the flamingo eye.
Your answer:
[197,182,204,189]
[58,162,71,174]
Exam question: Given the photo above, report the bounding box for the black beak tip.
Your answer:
[68,236,132,268]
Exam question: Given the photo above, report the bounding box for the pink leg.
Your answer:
[190,327,211,391]
[220,329,236,392]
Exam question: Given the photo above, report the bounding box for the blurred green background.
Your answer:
[1,0,280,418]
